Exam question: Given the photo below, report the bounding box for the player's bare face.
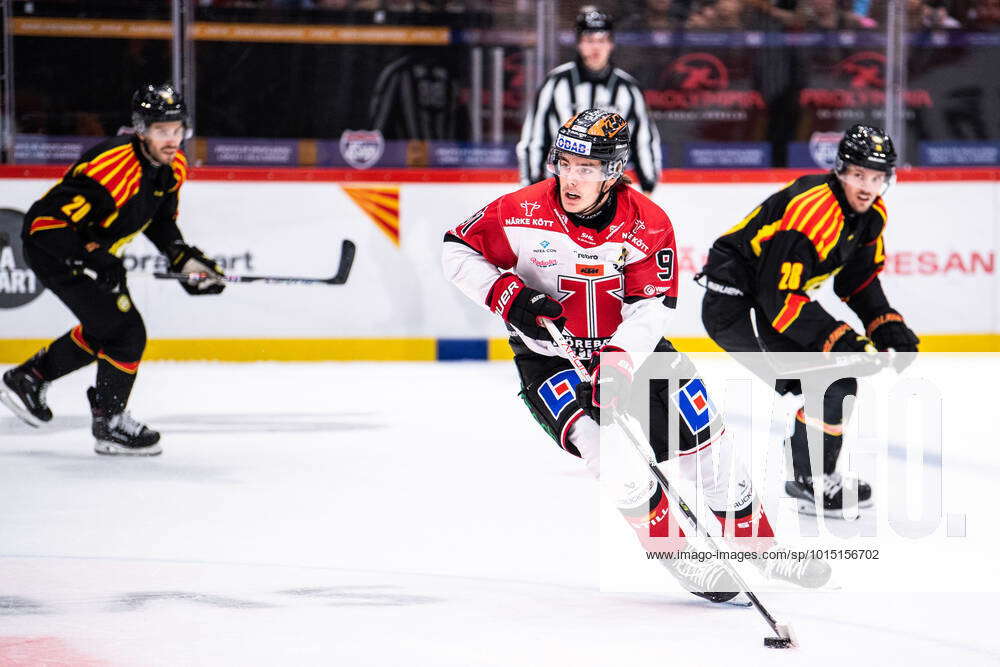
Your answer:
[577,33,613,72]
[838,164,887,213]
[142,121,185,164]
[558,156,608,213]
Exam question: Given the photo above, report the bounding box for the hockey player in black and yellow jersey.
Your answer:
[697,124,919,517]
[0,83,225,456]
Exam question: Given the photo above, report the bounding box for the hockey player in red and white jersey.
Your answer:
[443,109,829,602]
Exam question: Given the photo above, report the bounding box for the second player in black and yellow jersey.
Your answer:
[698,124,919,517]
[0,83,225,455]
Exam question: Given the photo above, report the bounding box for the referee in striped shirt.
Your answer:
[516,6,662,194]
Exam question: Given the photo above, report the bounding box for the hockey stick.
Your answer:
[540,318,797,649]
[749,307,888,375]
[153,239,356,286]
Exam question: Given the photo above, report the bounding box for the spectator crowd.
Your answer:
[201,0,1000,30]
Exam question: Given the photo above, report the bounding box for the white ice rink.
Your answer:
[1,358,998,666]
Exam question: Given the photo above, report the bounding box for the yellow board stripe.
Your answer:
[487,338,514,360]
[3,336,997,362]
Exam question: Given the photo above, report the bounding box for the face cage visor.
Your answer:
[546,147,625,182]
[133,114,194,141]
[835,157,895,197]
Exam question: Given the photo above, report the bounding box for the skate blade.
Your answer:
[724,594,752,607]
[795,500,861,521]
[95,439,162,456]
[0,389,42,428]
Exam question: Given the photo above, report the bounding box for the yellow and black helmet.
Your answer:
[548,109,630,181]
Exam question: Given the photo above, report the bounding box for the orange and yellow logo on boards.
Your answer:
[342,186,400,246]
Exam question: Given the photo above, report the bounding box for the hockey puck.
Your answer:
[764,637,794,649]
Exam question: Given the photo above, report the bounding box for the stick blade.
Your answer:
[764,623,798,649]
[328,239,356,284]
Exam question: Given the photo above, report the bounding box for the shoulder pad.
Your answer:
[77,141,143,209]
[169,151,189,193]
[617,190,671,252]
[870,197,887,223]
[615,68,640,86]
[777,182,845,261]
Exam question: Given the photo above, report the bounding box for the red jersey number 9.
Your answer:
[656,248,674,281]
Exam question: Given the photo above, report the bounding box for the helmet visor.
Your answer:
[547,149,621,182]
[837,162,894,196]
[134,115,193,140]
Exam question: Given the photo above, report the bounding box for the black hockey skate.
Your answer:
[0,355,52,427]
[754,545,831,589]
[785,472,872,518]
[661,545,740,603]
[88,387,161,456]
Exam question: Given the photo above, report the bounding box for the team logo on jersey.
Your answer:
[521,201,541,217]
[339,129,385,169]
[808,132,842,169]
[613,248,627,273]
[671,378,718,434]
[538,369,581,418]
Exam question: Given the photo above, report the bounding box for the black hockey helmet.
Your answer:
[576,6,614,36]
[547,109,630,181]
[131,83,188,135]
[836,124,897,174]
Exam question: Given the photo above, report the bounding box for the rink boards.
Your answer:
[1,167,998,360]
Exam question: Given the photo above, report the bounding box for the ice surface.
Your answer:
[1,359,997,666]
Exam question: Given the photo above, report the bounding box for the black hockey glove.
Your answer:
[575,346,634,425]
[867,311,919,352]
[867,310,919,371]
[820,322,883,375]
[68,247,126,293]
[168,241,225,295]
[487,272,565,342]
